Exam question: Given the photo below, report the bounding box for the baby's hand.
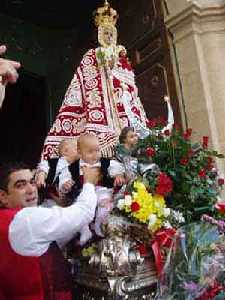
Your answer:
[35,171,46,189]
[62,180,74,193]
[114,175,126,187]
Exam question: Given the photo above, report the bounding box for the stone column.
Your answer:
[165,0,225,172]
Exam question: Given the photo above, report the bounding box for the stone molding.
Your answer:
[165,0,225,42]
[164,0,225,174]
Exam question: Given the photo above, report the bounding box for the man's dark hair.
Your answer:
[119,126,135,144]
[0,162,30,191]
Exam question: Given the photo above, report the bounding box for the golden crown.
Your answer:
[94,0,118,27]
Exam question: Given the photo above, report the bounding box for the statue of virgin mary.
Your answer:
[42,1,173,159]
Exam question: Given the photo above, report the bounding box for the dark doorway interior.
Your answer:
[0,70,47,168]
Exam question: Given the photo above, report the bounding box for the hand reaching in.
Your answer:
[82,166,101,185]
[61,180,74,193]
[0,45,21,84]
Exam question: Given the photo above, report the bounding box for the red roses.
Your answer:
[156,172,173,196]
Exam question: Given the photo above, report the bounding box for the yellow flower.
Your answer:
[119,180,168,232]
[152,194,166,217]
[134,181,146,191]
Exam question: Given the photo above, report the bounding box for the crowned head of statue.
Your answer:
[94,0,118,48]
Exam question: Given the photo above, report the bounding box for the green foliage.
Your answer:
[136,125,224,223]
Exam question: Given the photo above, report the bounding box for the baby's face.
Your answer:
[61,140,79,162]
[79,138,101,165]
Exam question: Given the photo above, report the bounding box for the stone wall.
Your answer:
[165,0,225,173]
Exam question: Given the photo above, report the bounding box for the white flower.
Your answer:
[163,208,171,217]
[117,199,125,210]
[179,216,185,223]
[124,195,132,206]
[148,214,157,229]
[172,210,185,223]
[163,221,172,229]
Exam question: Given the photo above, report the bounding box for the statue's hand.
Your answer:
[164,95,170,103]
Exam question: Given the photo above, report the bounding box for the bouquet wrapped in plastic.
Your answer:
[157,221,225,300]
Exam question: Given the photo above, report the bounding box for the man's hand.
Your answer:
[0,45,21,84]
[61,180,74,193]
[0,45,7,56]
[82,166,101,185]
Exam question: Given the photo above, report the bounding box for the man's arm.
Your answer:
[0,45,21,84]
[9,182,97,256]
[0,45,21,107]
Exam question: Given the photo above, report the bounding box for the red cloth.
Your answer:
[0,208,72,300]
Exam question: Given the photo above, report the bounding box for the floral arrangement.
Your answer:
[116,179,185,233]
[136,120,224,222]
[117,180,170,232]
[113,119,225,279]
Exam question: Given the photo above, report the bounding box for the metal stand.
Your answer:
[73,216,158,299]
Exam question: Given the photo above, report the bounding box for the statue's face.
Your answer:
[102,27,114,46]
[98,25,117,48]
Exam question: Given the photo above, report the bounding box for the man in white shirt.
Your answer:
[0,162,99,300]
[0,45,21,107]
